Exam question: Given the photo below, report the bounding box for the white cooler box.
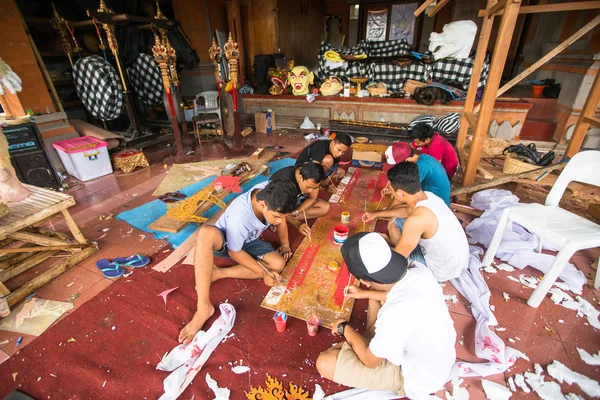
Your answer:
[52,136,113,181]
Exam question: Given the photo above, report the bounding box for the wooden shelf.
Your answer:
[61,100,82,108]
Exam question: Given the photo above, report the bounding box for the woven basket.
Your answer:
[503,153,544,178]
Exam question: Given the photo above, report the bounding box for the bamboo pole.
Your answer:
[564,70,600,158]
[462,0,522,187]
[455,0,499,155]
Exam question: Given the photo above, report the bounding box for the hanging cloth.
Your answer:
[129,54,164,107]
[73,55,124,121]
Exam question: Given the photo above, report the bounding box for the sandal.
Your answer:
[96,259,125,279]
[111,254,150,269]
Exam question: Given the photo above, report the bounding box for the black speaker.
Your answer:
[11,151,61,189]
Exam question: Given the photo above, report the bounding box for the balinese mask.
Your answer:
[319,76,343,96]
[288,66,314,96]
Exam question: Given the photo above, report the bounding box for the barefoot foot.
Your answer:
[178,303,215,344]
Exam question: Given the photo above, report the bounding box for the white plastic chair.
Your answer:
[481,150,600,308]
[193,91,220,119]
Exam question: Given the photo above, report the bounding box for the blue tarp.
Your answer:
[116,158,295,247]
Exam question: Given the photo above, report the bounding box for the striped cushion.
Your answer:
[407,114,435,130]
[433,112,460,135]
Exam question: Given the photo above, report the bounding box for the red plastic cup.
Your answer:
[274,312,287,332]
[306,314,320,336]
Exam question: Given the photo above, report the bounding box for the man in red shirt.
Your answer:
[409,123,458,179]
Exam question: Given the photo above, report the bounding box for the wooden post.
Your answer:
[462,0,522,187]
[61,209,88,245]
[564,70,600,158]
[455,0,499,155]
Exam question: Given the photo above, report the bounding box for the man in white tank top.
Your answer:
[363,162,468,281]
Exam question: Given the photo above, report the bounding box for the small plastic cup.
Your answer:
[273,312,287,332]
[306,314,320,336]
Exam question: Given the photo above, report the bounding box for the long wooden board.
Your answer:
[148,151,276,233]
[261,168,388,328]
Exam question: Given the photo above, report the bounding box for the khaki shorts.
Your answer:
[332,342,405,395]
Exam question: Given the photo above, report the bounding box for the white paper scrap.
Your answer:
[206,373,230,400]
[497,264,515,272]
[513,374,530,394]
[231,366,251,374]
[507,377,516,392]
[313,384,326,400]
[482,380,512,400]
[576,348,600,366]
[547,360,600,398]
[503,293,510,302]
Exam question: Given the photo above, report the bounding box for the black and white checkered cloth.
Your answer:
[128,54,164,107]
[317,40,489,91]
[408,114,435,130]
[433,112,460,135]
[73,56,124,121]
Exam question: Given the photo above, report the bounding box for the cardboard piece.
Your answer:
[352,150,383,168]
[255,111,276,133]
[0,298,73,336]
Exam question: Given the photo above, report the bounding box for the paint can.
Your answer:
[306,314,320,336]
[341,212,350,223]
[333,225,349,245]
[273,311,287,332]
[0,296,10,318]
[327,261,340,271]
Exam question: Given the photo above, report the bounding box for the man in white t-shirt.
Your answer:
[315,232,456,399]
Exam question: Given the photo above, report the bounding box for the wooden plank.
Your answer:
[565,70,600,158]
[0,251,59,283]
[486,0,506,16]
[60,209,88,245]
[0,282,9,296]
[261,169,383,328]
[588,203,600,221]
[453,162,566,196]
[0,244,84,254]
[149,151,276,233]
[463,1,522,187]
[584,115,600,128]
[8,231,73,247]
[427,0,450,17]
[456,0,499,153]
[0,252,34,271]
[477,165,494,179]
[451,203,484,217]
[152,231,198,273]
[414,0,437,16]
[479,1,600,16]
[7,245,98,306]
[495,15,600,99]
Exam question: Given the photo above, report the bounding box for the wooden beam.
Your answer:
[477,165,494,179]
[487,0,506,17]
[463,0,522,187]
[8,231,73,247]
[584,115,600,128]
[0,244,85,254]
[456,0,499,153]
[427,0,450,17]
[464,111,477,128]
[453,162,566,196]
[61,209,88,245]
[479,1,600,16]
[414,0,437,17]
[7,245,98,306]
[0,251,59,283]
[496,15,600,99]
[565,71,600,158]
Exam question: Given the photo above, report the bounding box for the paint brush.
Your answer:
[302,210,312,243]
[257,260,280,283]
[341,273,354,311]
[362,200,367,231]
[328,176,338,192]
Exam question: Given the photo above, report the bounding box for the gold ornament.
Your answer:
[246,375,312,400]
[166,187,226,223]
[208,37,223,87]
[223,32,239,88]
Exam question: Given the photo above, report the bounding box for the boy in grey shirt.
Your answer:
[179,179,298,344]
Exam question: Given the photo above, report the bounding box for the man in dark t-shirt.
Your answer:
[295,132,352,183]
[270,162,330,236]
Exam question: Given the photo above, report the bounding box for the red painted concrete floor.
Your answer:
[1,132,599,398]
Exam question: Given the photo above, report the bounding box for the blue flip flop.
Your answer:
[96,259,125,279]
[111,254,151,269]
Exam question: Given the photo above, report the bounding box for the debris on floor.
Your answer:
[577,348,600,366]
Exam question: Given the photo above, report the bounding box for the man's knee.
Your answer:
[387,219,397,232]
[316,349,338,380]
[321,201,331,215]
[269,254,286,272]
[197,225,221,249]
